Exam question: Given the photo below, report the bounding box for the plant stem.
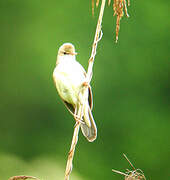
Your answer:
[64,0,106,179]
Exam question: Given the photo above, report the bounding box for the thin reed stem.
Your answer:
[64,0,106,179]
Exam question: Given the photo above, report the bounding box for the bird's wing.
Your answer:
[62,99,75,115]
[62,86,93,116]
[88,85,93,110]
[74,60,93,110]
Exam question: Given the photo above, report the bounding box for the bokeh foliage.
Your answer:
[0,0,170,179]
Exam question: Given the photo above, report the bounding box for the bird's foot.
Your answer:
[74,115,84,126]
[82,81,89,87]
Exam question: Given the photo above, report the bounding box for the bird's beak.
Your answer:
[71,52,78,55]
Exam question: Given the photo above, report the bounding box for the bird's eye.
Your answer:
[64,52,67,55]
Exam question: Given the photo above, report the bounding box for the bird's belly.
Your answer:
[53,68,85,106]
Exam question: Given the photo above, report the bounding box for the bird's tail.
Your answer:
[80,104,97,142]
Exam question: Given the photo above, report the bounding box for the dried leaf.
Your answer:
[113,0,130,42]
[92,0,130,42]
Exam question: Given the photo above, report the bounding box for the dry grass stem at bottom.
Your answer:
[112,169,146,180]
[64,120,81,180]
[8,175,40,180]
[112,154,146,180]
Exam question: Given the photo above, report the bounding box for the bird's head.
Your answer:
[58,43,77,56]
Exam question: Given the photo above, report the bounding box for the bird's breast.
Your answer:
[53,60,86,105]
[56,60,85,86]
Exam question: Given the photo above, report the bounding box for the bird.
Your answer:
[53,43,97,142]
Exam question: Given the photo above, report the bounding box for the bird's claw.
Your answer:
[74,114,84,126]
[82,81,89,87]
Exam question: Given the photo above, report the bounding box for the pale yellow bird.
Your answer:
[53,43,97,142]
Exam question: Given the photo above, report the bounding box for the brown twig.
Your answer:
[8,176,40,180]
[112,154,146,180]
[123,153,135,170]
[64,0,106,179]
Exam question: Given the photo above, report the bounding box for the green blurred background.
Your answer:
[0,0,170,179]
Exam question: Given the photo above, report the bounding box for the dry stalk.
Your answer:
[108,0,111,6]
[92,0,130,42]
[87,0,105,82]
[64,106,82,180]
[113,0,130,42]
[112,154,146,180]
[64,0,106,179]
[92,0,94,16]
[8,176,40,180]
[96,0,100,7]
